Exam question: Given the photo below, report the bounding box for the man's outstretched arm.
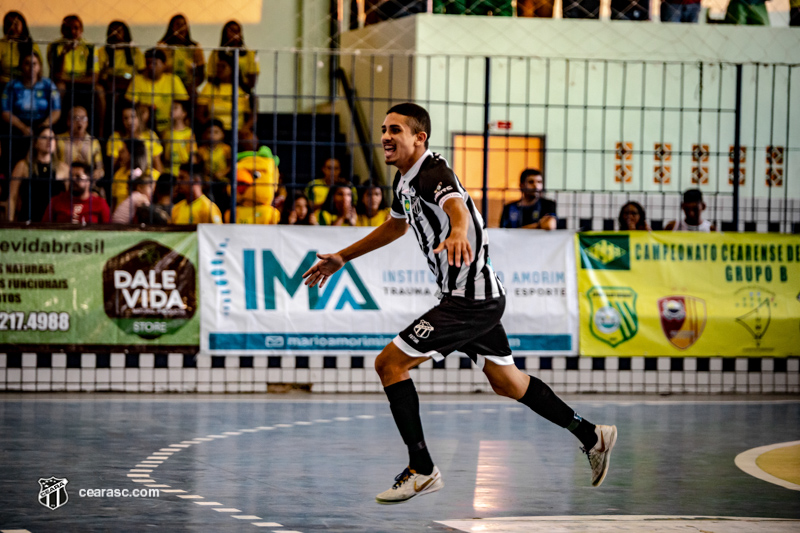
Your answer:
[303,216,409,288]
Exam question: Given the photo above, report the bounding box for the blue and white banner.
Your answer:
[199,225,577,356]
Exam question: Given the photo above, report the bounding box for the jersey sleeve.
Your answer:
[419,159,463,208]
[389,172,405,219]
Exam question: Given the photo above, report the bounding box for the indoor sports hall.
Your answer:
[1,1,798,532]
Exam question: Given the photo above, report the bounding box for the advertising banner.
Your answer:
[0,229,198,349]
[199,225,578,356]
[576,231,800,356]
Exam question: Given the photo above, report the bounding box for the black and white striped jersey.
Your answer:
[390,150,505,300]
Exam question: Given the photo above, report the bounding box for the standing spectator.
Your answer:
[283,191,317,225]
[111,172,154,224]
[98,21,144,134]
[208,20,260,93]
[665,189,717,231]
[106,103,163,174]
[0,11,42,92]
[125,48,189,135]
[356,184,391,227]
[161,99,196,175]
[197,51,252,134]
[170,163,222,224]
[6,125,69,222]
[47,15,103,133]
[499,168,557,230]
[305,157,342,210]
[157,15,205,94]
[56,106,104,182]
[318,181,357,226]
[618,201,650,230]
[724,0,770,24]
[661,0,701,21]
[1,46,60,170]
[41,161,110,224]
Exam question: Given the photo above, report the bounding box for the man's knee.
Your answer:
[374,345,405,380]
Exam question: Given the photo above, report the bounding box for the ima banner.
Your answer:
[576,231,800,356]
[0,229,198,349]
[199,225,578,356]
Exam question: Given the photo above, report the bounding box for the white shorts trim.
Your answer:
[393,336,444,362]
[473,353,515,371]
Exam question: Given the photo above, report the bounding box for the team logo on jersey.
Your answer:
[403,197,411,213]
[38,477,69,510]
[413,319,434,339]
[734,287,775,347]
[579,235,630,270]
[587,286,638,347]
[658,296,706,349]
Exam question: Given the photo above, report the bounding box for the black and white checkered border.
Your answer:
[0,353,797,394]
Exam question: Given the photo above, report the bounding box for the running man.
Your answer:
[303,103,617,504]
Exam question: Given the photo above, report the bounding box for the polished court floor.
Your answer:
[1,394,799,533]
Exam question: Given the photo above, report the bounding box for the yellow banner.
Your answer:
[576,232,800,357]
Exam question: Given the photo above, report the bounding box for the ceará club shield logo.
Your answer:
[38,476,69,510]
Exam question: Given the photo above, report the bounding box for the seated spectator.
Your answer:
[136,174,173,225]
[665,189,717,232]
[197,51,252,133]
[107,102,164,174]
[318,181,357,226]
[305,157,345,211]
[725,0,769,24]
[0,11,42,92]
[283,191,317,225]
[660,0,701,22]
[170,163,222,224]
[792,0,799,26]
[499,168,557,230]
[208,20,260,93]
[125,48,189,135]
[112,171,154,224]
[356,184,390,227]
[161,100,196,175]
[41,161,110,223]
[618,201,650,230]
[110,138,160,209]
[157,14,205,94]
[198,119,231,212]
[47,15,103,134]
[1,46,60,168]
[56,106,104,181]
[6,125,69,222]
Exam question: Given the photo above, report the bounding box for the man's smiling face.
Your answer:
[381,112,426,174]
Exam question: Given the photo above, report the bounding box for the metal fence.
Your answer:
[1,43,798,231]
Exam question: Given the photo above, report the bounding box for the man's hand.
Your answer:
[302,252,345,288]
[433,232,473,268]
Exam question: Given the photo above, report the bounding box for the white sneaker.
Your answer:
[582,424,617,487]
[375,466,444,504]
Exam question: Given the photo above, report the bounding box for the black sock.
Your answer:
[517,375,597,450]
[384,379,434,475]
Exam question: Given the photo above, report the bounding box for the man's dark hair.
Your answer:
[683,188,703,204]
[387,103,431,148]
[520,168,543,186]
[70,161,91,175]
[179,162,204,179]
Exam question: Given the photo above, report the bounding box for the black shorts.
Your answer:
[393,295,514,369]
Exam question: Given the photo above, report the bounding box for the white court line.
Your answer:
[232,515,261,519]
[438,516,800,533]
[251,523,282,527]
[735,440,800,491]
[195,502,222,506]
[213,508,242,513]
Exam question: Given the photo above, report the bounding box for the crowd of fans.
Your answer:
[0,10,744,228]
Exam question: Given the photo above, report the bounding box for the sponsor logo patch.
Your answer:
[658,296,706,350]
